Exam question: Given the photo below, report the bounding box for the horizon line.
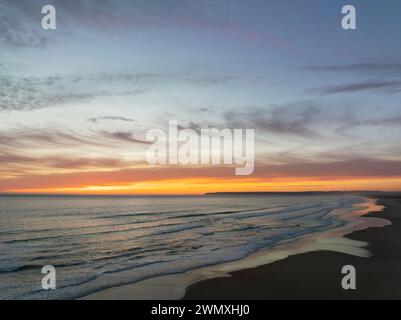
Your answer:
[0,190,397,197]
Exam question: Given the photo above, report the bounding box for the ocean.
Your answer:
[0,194,365,299]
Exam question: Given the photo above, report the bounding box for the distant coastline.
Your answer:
[204,191,385,196]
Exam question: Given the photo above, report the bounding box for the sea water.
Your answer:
[0,194,363,299]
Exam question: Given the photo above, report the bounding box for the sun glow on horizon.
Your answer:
[4,176,401,195]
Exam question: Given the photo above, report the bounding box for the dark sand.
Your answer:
[183,195,401,299]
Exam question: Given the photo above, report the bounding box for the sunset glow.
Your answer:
[4,176,401,195]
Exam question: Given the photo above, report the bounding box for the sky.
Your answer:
[1,0,401,194]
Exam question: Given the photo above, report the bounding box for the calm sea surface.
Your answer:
[0,195,363,299]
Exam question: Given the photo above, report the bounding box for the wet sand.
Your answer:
[183,195,401,299]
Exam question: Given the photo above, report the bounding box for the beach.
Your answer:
[183,194,401,299]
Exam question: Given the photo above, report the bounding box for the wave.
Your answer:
[0,195,365,299]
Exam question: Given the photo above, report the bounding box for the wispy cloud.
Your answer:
[304,62,401,95]
[0,127,148,150]
[1,0,283,50]
[350,115,401,126]
[2,158,401,192]
[0,66,235,112]
[0,126,149,176]
[0,0,116,48]
[304,63,401,75]
[221,100,401,141]
[99,131,150,145]
[87,116,135,123]
[0,72,150,112]
[223,101,323,138]
[0,1,47,48]
[312,80,401,95]
[91,73,235,86]
[0,152,133,171]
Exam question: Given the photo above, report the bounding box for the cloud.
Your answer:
[351,115,401,126]
[1,158,401,192]
[93,73,235,87]
[0,71,150,112]
[0,65,235,112]
[87,116,135,123]
[0,1,48,48]
[313,80,401,95]
[100,131,151,144]
[223,101,323,138]
[176,121,211,134]
[303,63,401,75]
[255,158,401,179]
[0,126,149,176]
[221,100,401,141]
[0,152,132,170]
[0,0,118,48]
[0,127,149,150]
[0,128,95,148]
[304,62,401,95]
[1,0,283,50]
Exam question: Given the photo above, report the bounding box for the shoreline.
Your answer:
[83,196,389,300]
[183,194,401,299]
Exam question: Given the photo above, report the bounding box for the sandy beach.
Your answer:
[183,194,401,299]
